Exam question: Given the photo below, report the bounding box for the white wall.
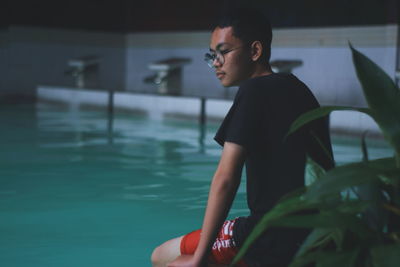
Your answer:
[125,32,231,99]
[272,25,397,107]
[3,24,398,108]
[125,25,398,106]
[2,26,126,97]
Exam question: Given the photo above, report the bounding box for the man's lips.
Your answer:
[216,72,225,79]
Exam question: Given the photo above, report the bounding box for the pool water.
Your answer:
[0,103,393,267]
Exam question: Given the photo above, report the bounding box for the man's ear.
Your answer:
[250,41,263,61]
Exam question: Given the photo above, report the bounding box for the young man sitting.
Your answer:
[151,8,334,267]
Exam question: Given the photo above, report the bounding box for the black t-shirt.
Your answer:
[214,73,334,266]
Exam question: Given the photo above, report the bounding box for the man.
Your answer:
[151,8,333,267]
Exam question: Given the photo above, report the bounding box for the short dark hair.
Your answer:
[213,8,272,64]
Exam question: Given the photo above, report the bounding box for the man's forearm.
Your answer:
[193,172,241,263]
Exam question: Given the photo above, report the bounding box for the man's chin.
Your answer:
[221,81,238,88]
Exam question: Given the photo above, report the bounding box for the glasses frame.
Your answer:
[204,45,245,68]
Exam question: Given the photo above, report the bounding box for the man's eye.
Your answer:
[219,49,230,55]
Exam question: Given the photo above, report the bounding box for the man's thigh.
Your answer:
[180,220,247,267]
[152,219,247,266]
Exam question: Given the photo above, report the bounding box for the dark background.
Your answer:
[3,0,398,33]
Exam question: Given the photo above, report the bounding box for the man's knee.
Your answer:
[150,237,183,266]
[150,246,161,265]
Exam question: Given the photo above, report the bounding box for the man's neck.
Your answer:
[250,64,273,79]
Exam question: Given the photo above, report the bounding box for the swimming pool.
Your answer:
[0,103,393,267]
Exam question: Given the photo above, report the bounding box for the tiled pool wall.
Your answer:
[37,86,381,137]
[1,27,126,97]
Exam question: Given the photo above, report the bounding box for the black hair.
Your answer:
[213,7,272,64]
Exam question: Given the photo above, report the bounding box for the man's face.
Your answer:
[209,26,253,87]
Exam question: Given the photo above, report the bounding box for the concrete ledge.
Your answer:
[37,86,205,120]
[330,110,381,136]
[36,86,383,136]
[205,99,231,121]
[113,92,201,120]
[37,86,109,106]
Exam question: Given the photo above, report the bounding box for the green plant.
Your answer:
[232,44,400,266]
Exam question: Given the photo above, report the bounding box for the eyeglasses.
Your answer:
[204,46,244,68]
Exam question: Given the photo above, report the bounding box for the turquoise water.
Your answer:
[0,103,393,267]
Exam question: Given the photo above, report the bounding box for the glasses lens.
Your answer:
[204,51,225,68]
[216,51,224,65]
[204,53,215,68]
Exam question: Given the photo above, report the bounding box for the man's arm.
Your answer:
[168,142,246,267]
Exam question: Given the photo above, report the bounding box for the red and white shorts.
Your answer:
[180,219,248,267]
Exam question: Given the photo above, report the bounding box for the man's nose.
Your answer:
[213,57,222,68]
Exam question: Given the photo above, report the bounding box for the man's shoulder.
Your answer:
[240,73,277,88]
[238,73,307,98]
[237,73,319,113]
[240,73,305,90]
[237,74,276,97]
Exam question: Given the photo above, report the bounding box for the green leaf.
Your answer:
[269,212,372,239]
[286,106,376,138]
[355,181,388,232]
[378,173,400,187]
[315,249,360,267]
[309,130,335,165]
[290,249,360,267]
[231,195,371,265]
[370,243,400,267]
[350,44,400,162]
[305,156,326,186]
[365,157,398,171]
[295,228,345,258]
[295,228,338,257]
[334,199,371,214]
[305,158,396,201]
[231,195,316,265]
[361,132,369,163]
[330,228,345,250]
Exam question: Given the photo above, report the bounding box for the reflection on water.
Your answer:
[0,103,394,267]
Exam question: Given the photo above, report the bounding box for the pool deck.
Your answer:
[36,85,382,137]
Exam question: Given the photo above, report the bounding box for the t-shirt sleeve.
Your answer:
[214,83,263,148]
